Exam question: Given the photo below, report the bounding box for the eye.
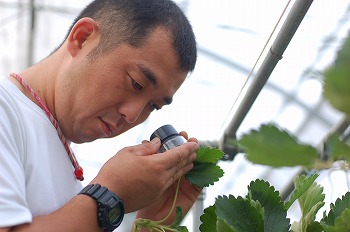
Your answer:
[131,78,143,91]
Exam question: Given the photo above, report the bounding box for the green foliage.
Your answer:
[291,174,325,232]
[185,162,224,188]
[322,192,350,226]
[185,147,224,188]
[321,196,350,232]
[238,124,318,168]
[199,206,217,232]
[133,206,189,232]
[325,134,350,162]
[322,208,350,232]
[237,123,350,170]
[305,222,324,232]
[215,195,264,232]
[170,207,185,228]
[134,34,350,232]
[285,174,319,210]
[132,146,224,231]
[200,180,290,232]
[198,174,350,232]
[197,29,350,232]
[247,179,290,232]
[323,32,350,118]
[196,146,224,163]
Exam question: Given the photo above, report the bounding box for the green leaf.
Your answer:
[215,195,264,232]
[306,222,324,232]
[185,146,224,188]
[296,175,325,232]
[238,124,318,168]
[185,162,224,188]
[285,173,319,210]
[325,134,350,162]
[303,202,325,232]
[249,199,265,218]
[333,208,350,231]
[170,206,184,228]
[323,34,350,117]
[291,221,301,232]
[216,218,236,232]
[322,208,350,232]
[173,226,189,232]
[323,67,350,117]
[322,192,350,226]
[200,205,217,232]
[196,147,224,163]
[247,179,290,232]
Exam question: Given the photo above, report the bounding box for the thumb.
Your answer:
[135,137,161,156]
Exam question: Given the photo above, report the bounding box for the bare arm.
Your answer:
[1,137,198,231]
[0,195,100,232]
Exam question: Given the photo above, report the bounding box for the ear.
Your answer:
[66,17,99,57]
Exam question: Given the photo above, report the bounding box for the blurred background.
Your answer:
[1,0,350,231]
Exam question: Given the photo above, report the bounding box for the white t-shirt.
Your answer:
[0,77,83,227]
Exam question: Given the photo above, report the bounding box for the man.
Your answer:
[0,0,200,231]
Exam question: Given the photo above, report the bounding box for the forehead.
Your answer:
[131,27,188,93]
[90,26,188,97]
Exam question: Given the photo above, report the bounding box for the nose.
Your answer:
[118,100,148,124]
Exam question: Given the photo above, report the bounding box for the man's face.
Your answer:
[56,27,188,143]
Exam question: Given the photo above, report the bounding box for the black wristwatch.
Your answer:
[79,184,124,232]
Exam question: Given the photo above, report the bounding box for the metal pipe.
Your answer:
[192,189,206,231]
[221,0,314,155]
[281,116,350,200]
[27,0,35,67]
[192,1,315,229]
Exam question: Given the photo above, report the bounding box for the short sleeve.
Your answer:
[0,86,32,227]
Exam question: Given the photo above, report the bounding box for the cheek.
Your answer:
[85,86,122,112]
[138,109,152,123]
[119,109,151,134]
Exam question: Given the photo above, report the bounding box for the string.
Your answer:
[220,0,293,131]
[10,73,84,181]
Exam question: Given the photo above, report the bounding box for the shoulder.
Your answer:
[0,77,33,226]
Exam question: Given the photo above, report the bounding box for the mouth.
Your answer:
[99,117,125,138]
[99,117,115,137]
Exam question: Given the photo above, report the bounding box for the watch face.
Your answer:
[109,205,122,224]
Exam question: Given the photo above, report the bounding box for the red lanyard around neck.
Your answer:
[10,73,84,181]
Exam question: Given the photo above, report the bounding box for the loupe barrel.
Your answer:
[150,124,186,153]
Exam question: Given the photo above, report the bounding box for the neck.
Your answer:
[9,49,65,119]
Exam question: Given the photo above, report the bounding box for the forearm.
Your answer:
[6,195,101,232]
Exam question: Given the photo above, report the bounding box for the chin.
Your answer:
[69,133,98,144]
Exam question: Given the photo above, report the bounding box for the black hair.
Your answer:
[66,0,197,72]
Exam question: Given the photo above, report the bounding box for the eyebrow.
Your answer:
[138,64,173,105]
[139,64,157,85]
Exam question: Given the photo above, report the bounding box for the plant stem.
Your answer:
[156,176,182,224]
[132,177,183,231]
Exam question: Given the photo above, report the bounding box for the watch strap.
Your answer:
[79,184,124,232]
[80,184,111,201]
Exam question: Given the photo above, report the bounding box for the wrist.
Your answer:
[79,184,125,232]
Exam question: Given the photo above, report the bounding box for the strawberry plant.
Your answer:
[132,147,225,232]
[198,33,350,231]
[200,173,350,232]
[132,33,350,232]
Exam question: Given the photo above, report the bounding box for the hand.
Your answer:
[135,131,202,224]
[90,134,199,213]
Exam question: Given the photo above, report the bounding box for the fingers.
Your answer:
[157,142,198,187]
[161,142,198,167]
[179,131,188,140]
[179,131,198,143]
[128,137,161,156]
